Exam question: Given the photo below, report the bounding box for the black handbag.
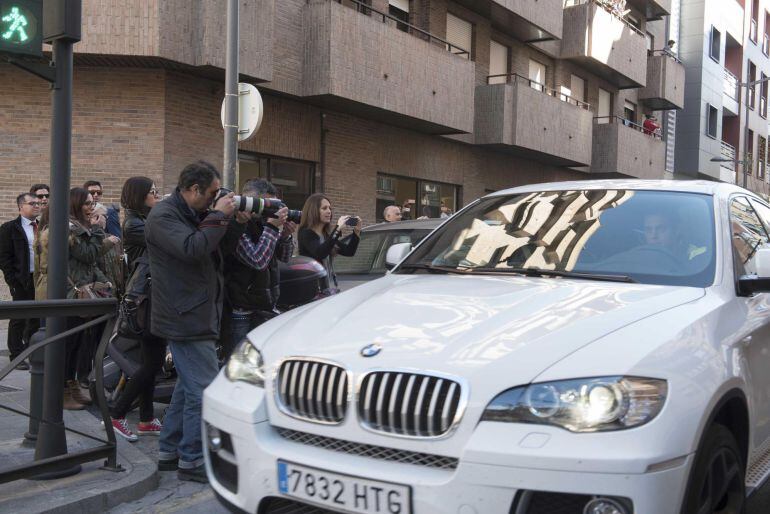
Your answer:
[116,256,152,339]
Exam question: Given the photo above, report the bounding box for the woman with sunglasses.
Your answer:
[107,177,165,441]
[35,188,117,409]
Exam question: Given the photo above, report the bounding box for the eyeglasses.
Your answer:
[149,189,159,197]
[88,190,103,197]
[36,194,49,199]
[24,202,41,207]
[83,201,94,207]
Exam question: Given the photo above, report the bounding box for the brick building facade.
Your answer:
[0,0,682,223]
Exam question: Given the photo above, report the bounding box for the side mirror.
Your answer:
[738,246,770,294]
[385,242,412,270]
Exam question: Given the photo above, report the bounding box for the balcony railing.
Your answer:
[487,73,592,110]
[724,68,739,100]
[594,115,663,140]
[332,0,470,58]
[650,49,682,64]
[721,140,736,171]
[571,0,645,37]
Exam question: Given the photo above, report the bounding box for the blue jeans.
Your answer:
[225,311,267,361]
[159,339,218,468]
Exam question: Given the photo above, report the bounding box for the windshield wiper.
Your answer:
[397,263,471,275]
[468,266,637,283]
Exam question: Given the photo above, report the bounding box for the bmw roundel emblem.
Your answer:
[360,343,382,358]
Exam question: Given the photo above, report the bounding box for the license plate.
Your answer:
[277,460,412,514]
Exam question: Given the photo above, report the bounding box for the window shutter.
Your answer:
[389,0,409,12]
[446,13,472,58]
[489,40,508,84]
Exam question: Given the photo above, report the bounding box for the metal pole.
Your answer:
[223,0,239,189]
[34,38,80,478]
[744,79,751,189]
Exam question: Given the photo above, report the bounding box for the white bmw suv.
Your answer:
[203,180,770,514]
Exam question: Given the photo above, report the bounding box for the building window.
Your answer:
[759,135,767,178]
[488,39,510,84]
[706,104,718,138]
[560,74,586,105]
[376,173,459,222]
[597,88,612,124]
[446,13,472,59]
[751,0,759,42]
[765,11,770,55]
[709,26,721,62]
[749,61,757,109]
[623,100,637,124]
[388,0,409,32]
[749,129,755,174]
[528,59,547,92]
[762,73,768,118]
[237,153,315,211]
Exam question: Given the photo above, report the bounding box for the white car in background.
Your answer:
[203,180,770,514]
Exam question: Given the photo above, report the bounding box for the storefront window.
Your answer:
[376,173,459,222]
[238,153,315,211]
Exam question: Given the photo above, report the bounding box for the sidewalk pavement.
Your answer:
[0,328,159,513]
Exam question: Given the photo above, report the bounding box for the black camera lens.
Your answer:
[287,209,302,224]
[345,216,360,226]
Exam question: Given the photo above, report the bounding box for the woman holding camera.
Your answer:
[108,176,165,442]
[298,193,360,295]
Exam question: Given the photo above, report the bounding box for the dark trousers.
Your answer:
[110,335,166,421]
[64,317,86,383]
[7,278,39,361]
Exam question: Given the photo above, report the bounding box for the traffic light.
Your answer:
[0,0,42,57]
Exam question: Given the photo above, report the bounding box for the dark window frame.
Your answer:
[706,104,719,139]
[376,172,462,222]
[237,151,316,209]
[709,26,721,63]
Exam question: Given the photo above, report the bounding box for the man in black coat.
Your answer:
[0,193,42,369]
[145,161,246,482]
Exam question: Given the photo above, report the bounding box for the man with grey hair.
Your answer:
[222,178,295,357]
[383,205,402,222]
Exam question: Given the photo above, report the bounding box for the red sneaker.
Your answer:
[137,418,163,436]
[111,418,138,442]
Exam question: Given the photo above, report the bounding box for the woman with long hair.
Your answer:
[298,193,360,295]
[107,177,164,441]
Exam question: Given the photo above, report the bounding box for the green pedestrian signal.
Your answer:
[0,1,42,56]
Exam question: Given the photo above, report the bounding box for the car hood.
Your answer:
[261,273,704,391]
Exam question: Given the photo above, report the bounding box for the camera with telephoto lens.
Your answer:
[216,188,302,223]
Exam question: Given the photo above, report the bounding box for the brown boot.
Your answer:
[68,380,92,406]
[63,383,86,411]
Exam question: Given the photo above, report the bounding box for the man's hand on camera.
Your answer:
[214,192,237,216]
[353,217,362,236]
[267,206,288,229]
[234,212,251,224]
[282,221,297,238]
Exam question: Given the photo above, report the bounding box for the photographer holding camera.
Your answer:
[223,179,295,357]
[298,193,360,296]
[145,161,246,482]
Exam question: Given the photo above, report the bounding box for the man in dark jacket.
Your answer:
[223,179,295,358]
[145,161,245,482]
[0,193,42,369]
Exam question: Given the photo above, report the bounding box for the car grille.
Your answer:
[358,371,464,437]
[275,359,349,424]
[276,427,459,470]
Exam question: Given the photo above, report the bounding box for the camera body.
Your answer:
[345,216,360,227]
[217,188,301,223]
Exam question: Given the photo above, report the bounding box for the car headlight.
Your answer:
[481,376,667,432]
[224,338,265,387]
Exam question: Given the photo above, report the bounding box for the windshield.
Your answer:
[335,229,433,274]
[399,189,716,287]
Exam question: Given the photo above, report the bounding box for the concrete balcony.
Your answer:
[560,1,648,89]
[474,75,594,167]
[625,0,671,21]
[302,0,475,134]
[452,0,563,42]
[76,0,274,82]
[638,52,685,110]
[591,117,666,178]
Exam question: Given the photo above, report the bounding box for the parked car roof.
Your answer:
[363,218,444,232]
[489,179,747,197]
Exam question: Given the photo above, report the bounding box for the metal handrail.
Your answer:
[569,0,645,38]
[486,73,592,110]
[0,299,120,483]
[720,140,737,171]
[650,49,682,65]
[724,68,739,100]
[593,115,663,140]
[331,0,470,57]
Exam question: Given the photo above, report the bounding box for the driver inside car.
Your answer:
[643,212,707,262]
